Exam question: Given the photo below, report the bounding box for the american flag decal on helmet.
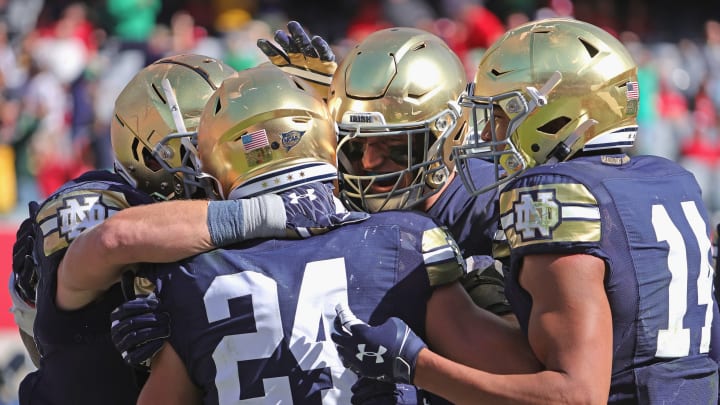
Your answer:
[626,81,639,100]
[242,129,269,152]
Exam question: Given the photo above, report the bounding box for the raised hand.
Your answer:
[257,21,336,100]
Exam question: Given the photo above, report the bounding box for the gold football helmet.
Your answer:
[327,27,468,212]
[111,54,237,200]
[453,18,639,194]
[196,63,337,199]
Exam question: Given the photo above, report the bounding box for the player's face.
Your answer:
[348,134,417,193]
[479,106,510,147]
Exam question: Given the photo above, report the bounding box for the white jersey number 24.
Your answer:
[203,257,356,404]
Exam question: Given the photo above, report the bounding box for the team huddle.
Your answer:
[9,17,720,405]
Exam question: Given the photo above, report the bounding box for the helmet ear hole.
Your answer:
[537,116,571,135]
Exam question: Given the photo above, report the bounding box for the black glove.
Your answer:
[110,293,170,369]
[331,304,426,385]
[460,255,512,316]
[11,201,40,306]
[257,20,336,99]
[351,378,425,405]
[281,182,369,238]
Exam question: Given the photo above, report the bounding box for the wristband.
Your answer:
[207,195,287,247]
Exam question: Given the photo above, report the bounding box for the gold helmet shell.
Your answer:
[197,64,337,199]
[111,54,236,200]
[455,18,639,193]
[327,27,468,212]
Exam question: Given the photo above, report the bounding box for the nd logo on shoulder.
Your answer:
[500,183,602,247]
[514,190,560,239]
[58,195,110,240]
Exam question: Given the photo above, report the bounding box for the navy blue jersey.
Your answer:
[428,158,500,258]
[500,154,719,404]
[141,211,464,404]
[20,170,153,405]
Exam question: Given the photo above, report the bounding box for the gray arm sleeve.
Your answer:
[207,194,287,246]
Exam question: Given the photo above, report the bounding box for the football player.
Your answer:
[332,18,720,403]
[326,26,510,317]
[323,26,515,403]
[126,64,539,404]
[10,54,346,405]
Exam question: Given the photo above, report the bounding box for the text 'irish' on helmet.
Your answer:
[197,64,337,199]
[327,27,468,213]
[111,54,236,200]
[454,18,639,195]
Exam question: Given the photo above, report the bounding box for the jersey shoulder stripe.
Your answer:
[421,226,464,286]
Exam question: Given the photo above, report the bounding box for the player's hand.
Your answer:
[110,293,170,369]
[460,255,512,315]
[257,20,336,100]
[11,201,40,306]
[351,378,425,405]
[281,182,368,238]
[331,304,426,385]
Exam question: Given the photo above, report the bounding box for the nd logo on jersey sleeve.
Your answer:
[499,182,601,248]
[36,190,131,256]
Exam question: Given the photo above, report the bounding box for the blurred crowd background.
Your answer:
[0,0,720,226]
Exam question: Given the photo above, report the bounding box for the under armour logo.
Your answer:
[288,189,317,204]
[356,344,387,363]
